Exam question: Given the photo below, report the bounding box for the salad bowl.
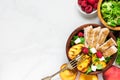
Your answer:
[66,24,117,74]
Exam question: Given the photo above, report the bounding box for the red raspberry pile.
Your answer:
[78,0,98,13]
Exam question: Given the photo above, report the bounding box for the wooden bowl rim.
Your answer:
[97,0,120,31]
[66,23,117,74]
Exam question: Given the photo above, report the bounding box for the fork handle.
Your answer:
[41,67,67,80]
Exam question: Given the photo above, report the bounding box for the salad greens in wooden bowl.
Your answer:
[98,0,120,31]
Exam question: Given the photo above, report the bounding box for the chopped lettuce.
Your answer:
[101,0,120,27]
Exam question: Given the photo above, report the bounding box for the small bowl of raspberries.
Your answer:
[77,0,98,17]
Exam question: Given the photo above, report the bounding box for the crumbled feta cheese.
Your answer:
[90,48,97,54]
[91,64,97,71]
[74,38,81,44]
[99,56,105,61]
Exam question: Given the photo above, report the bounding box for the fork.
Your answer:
[41,54,83,80]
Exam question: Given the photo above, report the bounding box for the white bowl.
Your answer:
[76,1,97,17]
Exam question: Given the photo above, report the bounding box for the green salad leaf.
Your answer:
[79,37,85,44]
[86,67,92,74]
[94,58,100,63]
[101,0,120,27]
[105,57,111,63]
[116,37,120,65]
[96,64,103,70]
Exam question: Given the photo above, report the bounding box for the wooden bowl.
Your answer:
[97,0,120,31]
[66,24,117,74]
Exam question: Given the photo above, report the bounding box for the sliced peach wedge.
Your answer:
[68,44,84,60]
[79,73,98,80]
[59,63,78,80]
[77,55,91,73]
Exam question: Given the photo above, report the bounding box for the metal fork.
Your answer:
[41,54,83,80]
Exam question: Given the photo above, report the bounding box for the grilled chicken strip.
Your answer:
[84,25,93,47]
[97,38,117,52]
[91,27,101,48]
[96,28,110,49]
[103,45,117,57]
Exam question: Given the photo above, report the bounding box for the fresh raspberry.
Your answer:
[87,0,95,5]
[82,47,89,54]
[96,51,102,58]
[93,3,98,10]
[81,7,85,11]
[85,5,93,13]
[78,0,82,5]
[78,32,84,37]
[78,0,83,5]
[78,0,87,5]
[81,1,87,7]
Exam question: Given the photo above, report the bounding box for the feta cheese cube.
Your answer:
[99,56,105,61]
[91,65,97,71]
[90,48,97,54]
[74,38,81,44]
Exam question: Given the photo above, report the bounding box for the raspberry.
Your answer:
[78,0,82,5]
[96,51,102,58]
[82,47,89,54]
[85,5,93,13]
[78,0,86,5]
[81,1,87,7]
[81,7,85,11]
[87,0,95,5]
[78,32,84,37]
[93,3,98,10]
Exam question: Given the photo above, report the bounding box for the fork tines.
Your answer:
[68,54,83,69]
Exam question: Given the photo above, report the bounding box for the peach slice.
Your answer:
[68,44,84,59]
[79,73,98,80]
[77,55,91,72]
[59,63,77,80]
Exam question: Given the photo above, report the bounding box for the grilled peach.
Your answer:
[77,55,91,72]
[79,73,98,80]
[68,44,84,59]
[59,63,77,80]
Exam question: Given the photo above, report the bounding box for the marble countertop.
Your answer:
[0,0,103,80]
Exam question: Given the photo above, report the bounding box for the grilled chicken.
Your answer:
[91,27,101,48]
[84,25,93,47]
[103,45,117,57]
[83,26,117,58]
[97,38,117,52]
[96,28,110,49]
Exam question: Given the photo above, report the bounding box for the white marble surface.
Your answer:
[0,0,103,80]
